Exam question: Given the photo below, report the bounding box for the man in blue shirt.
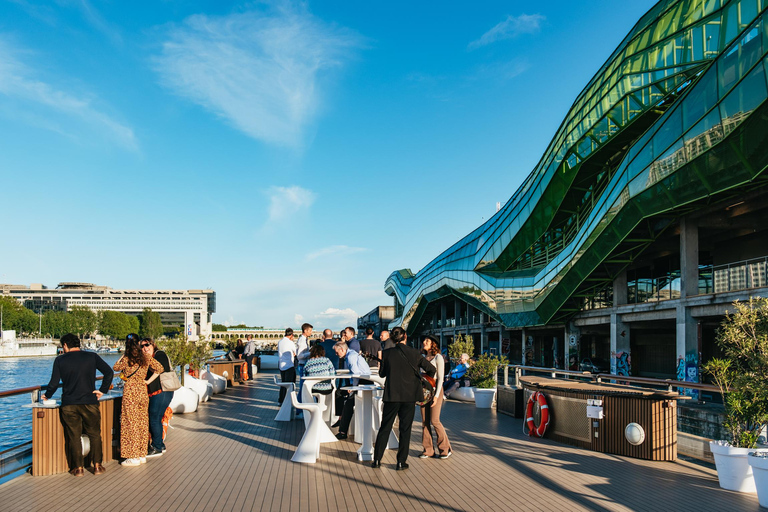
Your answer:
[344,326,361,353]
[332,341,370,439]
[443,353,471,399]
[320,329,339,369]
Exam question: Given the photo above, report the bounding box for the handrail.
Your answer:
[502,364,725,395]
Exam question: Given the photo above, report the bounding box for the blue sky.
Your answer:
[0,0,658,330]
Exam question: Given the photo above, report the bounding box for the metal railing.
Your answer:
[501,364,723,396]
[699,256,768,294]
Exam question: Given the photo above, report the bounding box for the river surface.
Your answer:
[0,353,123,453]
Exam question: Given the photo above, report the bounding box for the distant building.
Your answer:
[357,306,395,338]
[0,282,215,340]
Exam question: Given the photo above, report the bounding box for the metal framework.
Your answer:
[386,0,768,333]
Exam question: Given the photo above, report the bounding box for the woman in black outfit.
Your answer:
[143,338,174,457]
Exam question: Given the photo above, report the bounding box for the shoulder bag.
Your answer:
[396,347,436,406]
[159,355,182,392]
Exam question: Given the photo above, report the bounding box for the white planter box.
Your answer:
[473,388,496,408]
[748,452,768,507]
[710,441,759,492]
[169,386,199,414]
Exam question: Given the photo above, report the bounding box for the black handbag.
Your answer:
[396,347,436,406]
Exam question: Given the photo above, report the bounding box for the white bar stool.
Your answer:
[274,376,295,421]
[290,391,324,463]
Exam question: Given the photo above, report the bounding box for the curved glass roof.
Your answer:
[387,0,768,332]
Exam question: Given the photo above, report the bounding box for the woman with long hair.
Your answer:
[419,335,451,459]
[143,338,174,457]
[113,333,164,466]
[303,344,336,395]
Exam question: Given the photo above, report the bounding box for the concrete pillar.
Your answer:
[467,305,474,326]
[498,325,504,356]
[564,323,580,371]
[680,218,699,299]
[480,321,487,354]
[441,302,447,329]
[610,313,630,375]
[613,271,628,306]
[454,301,461,327]
[521,328,528,366]
[677,218,700,397]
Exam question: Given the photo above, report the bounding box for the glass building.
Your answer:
[386,0,768,382]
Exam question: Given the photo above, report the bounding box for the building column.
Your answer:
[610,313,630,375]
[677,217,700,396]
[565,323,580,371]
[454,300,461,327]
[479,312,487,354]
[441,302,447,329]
[613,270,628,306]
[521,328,528,366]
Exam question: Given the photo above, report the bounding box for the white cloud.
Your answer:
[0,38,137,150]
[294,313,304,324]
[265,185,316,225]
[469,14,545,50]
[306,245,368,261]
[154,5,361,148]
[315,307,358,327]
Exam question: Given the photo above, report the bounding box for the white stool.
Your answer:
[274,376,295,422]
[373,395,398,449]
[300,382,338,444]
[290,391,324,463]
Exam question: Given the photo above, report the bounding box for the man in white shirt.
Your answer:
[277,328,297,404]
[296,323,313,377]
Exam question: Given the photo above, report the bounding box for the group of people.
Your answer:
[274,323,460,469]
[43,332,175,476]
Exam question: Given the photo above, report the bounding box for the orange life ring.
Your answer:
[525,391,550,437]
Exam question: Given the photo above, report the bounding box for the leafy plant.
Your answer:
[703,297,768,448]
[467,353,509,389]
[448,333,475,365]
[159,334,196,386]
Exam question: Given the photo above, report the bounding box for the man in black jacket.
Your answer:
[372,326,435,470]
[43,333,114,476]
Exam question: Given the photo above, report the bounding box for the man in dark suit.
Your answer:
[372,326,435,470]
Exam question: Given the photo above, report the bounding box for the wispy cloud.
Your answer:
[315,307,358,327]
[0,37,137,150]
[265,185,316,224]
[60,0,123,45]
[153,4,361,148]
[306,245,368,261]
[469,14,545,50]
[470,58,531,82]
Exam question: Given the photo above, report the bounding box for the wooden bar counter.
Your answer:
[207,360,242,386]
[30,394,122,476]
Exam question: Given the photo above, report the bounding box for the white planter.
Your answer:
[200,370,227,394]
[473,388,496,408]
[748,452,768,506]
[184,375,212,403]
[452,387,475,402]
[169,386,199,413]
[710,441,759,492]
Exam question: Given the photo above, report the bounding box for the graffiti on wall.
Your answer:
[568,334,578,370]
[677,353,699,398]
[524,336,534,365]
[610,350,631,376]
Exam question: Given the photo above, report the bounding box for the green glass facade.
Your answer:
[386,0,768,334]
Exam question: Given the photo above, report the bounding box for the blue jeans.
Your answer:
[149,391,174,451]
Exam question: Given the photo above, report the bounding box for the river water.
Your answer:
[0,353,123,453]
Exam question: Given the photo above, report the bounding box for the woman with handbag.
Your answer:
[114,334,164,467]
[419,335,452,459]
[143,338,175,457]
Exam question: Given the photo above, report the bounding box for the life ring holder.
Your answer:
[525,391,550,437]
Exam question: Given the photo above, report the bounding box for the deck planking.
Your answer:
[0,370,761,512]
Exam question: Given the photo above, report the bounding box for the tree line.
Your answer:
[0,297,168,340]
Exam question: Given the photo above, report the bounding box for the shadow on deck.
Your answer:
[0,371,760,512]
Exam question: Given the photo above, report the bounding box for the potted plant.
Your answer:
[467,353,509,408]
[703,297,768,494]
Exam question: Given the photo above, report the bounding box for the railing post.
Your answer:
[503,366,509,386]
[515,367,521,388]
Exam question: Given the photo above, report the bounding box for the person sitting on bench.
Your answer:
[443,353,471,399]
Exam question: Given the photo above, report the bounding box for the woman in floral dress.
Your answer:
[114,333,164,466]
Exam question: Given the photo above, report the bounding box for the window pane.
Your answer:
[684,109,723,160]
[683,67,718,128]
[652,107,683,156]
[719,62,767,135]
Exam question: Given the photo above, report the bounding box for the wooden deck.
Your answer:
[0,371,760,511]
